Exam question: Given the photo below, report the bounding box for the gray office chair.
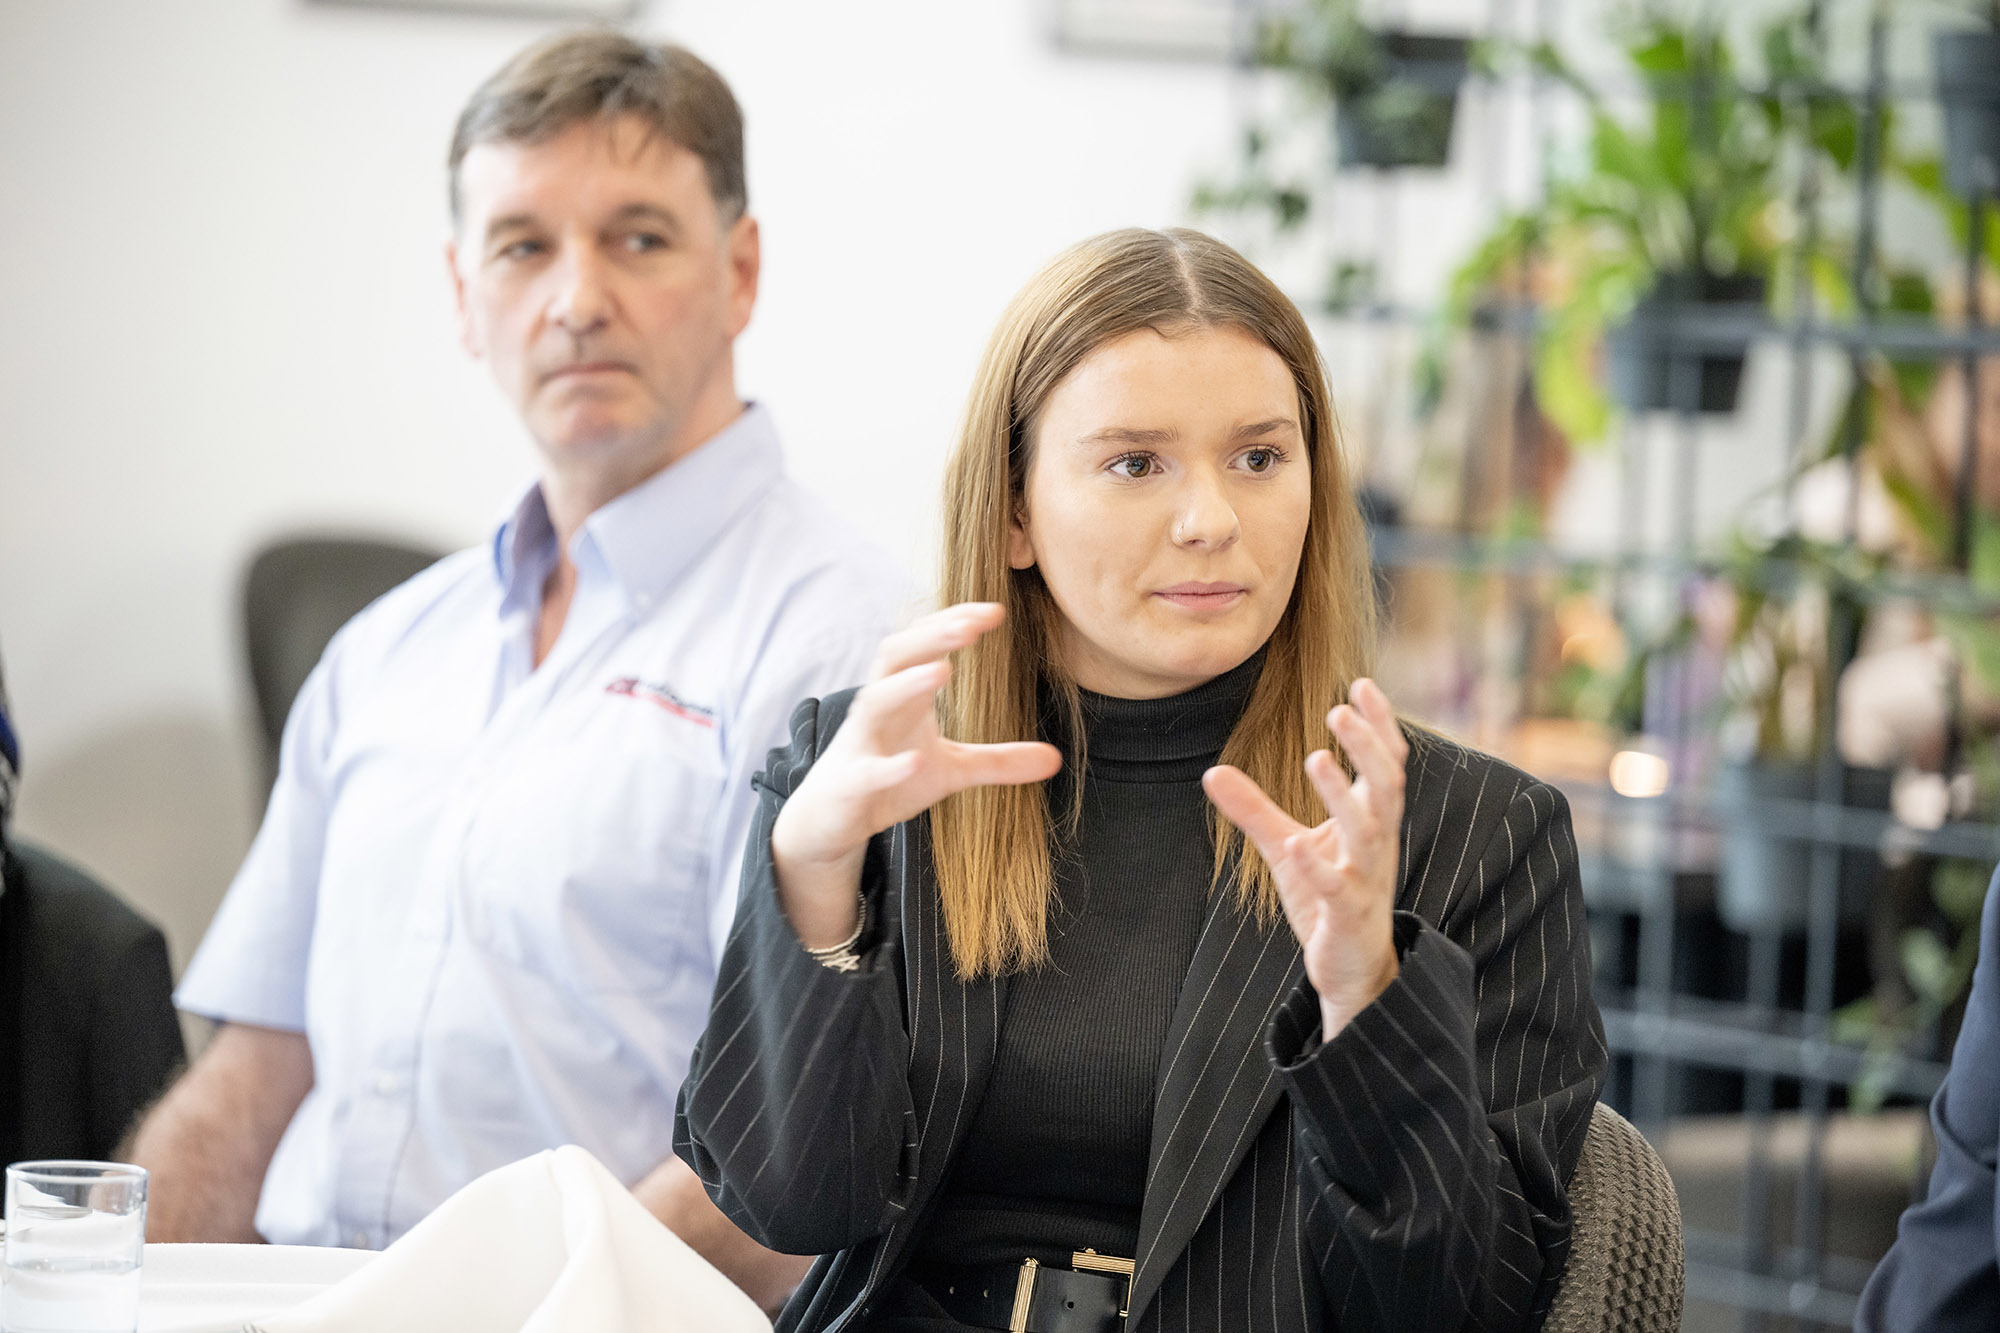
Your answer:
[1544,1103,1685,1333]
[243,535,441,793]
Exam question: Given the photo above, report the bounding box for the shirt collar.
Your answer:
[490,403,784,612]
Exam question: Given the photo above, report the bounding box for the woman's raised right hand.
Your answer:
[771,602,1063,948]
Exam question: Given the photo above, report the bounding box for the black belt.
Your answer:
[908,1251,1133,1333]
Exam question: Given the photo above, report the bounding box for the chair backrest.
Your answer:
[243,535,441,791]
[1543,1103,1685,1333]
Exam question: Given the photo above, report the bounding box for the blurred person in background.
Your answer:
[678,229,1606,1333]
[125,30,904,1310]
[0,650,186,1163]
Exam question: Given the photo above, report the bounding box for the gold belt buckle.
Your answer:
[1071,1249,1136,1321]
[1008,1258,1039,1333]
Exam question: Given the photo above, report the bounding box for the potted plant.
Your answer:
[1256,0,1474,170]
[1703,539,1896,934]
[1435,12,1860,442]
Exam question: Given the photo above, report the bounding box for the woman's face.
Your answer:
[1010,323,1312,699]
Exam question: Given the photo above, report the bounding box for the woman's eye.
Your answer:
[1243,448,1277,473]
[1114,455,1154,478]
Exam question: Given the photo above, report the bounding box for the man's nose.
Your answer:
[548,246,612,337]
[1172,471,1241,550]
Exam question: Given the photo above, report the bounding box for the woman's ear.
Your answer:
[1007,505,1037,571]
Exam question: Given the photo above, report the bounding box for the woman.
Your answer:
[676,229,1606,1333]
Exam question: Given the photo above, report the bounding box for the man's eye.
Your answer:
[1114,455,1155,478]
[625,232,667,253]
[498,240,545,261]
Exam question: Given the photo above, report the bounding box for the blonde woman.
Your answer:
[677,229,1607,1333]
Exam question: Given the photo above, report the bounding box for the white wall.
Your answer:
[0,0,1245,972]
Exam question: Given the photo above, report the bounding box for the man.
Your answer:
[1855,864,2000,1331]
[127,32,905,1309]
[0,652,186,1164]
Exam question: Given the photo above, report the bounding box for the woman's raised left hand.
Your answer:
[1203,677,1409,1041]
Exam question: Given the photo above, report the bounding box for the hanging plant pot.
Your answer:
[1607,270,1766,415]
[1934,28,2000,199]
[1331,32,1471,169]
[1715,759,1891,936]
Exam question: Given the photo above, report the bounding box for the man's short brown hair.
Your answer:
[448,30,746,225]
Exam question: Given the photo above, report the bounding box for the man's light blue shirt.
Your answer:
[177,406,908,1248]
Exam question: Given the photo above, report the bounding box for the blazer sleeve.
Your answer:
[1854,866,2000,1332]
[1267,777,1607,1333]
[675,692,919,1256]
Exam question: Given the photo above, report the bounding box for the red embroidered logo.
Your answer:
[605,678,717,728]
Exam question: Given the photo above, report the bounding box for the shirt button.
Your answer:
[349,1230,371,1249]
[372,1072,402,1096]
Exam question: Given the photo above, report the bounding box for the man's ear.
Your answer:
[445,236,481,359]
[724,213,760,339]
[1006,503,1036,571]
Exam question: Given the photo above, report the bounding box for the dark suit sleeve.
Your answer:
[1855,867,2000,1332]
[1268,778,1607,1333]
[675,694,919,1256]
[88,926,185,1157]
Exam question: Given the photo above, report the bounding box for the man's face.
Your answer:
[449,115,758,479]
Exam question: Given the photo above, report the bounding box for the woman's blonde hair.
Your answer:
[933,227,1376,979]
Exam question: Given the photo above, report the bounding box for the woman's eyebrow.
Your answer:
[1076,426,1178,448]
[1232,417,1300,440]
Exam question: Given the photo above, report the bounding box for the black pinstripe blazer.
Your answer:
[676,691,1608,1332]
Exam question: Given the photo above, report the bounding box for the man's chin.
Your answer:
[531,410,654,460]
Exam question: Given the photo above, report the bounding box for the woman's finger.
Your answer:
[938,739,1064,793]
[869,603,1005,682]
[1304,749,1368,838]
[1329,702,1404,805]
[850,659,951,739]
[1203,764,1307,863]
[1350,678,1409,762]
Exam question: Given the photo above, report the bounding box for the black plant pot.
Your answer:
[1607,271,1766,415]
[1715,760,1891,936]
[1332,32,1471,169]
[1935,29,2000,199]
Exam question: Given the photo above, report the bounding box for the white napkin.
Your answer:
[254,1146,771,1333]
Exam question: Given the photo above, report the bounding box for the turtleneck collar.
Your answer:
[1043,648,1267,783]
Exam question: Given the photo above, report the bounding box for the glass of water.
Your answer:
[2,1162,147,1333]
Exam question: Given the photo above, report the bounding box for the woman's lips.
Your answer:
[1155,582,1249,611]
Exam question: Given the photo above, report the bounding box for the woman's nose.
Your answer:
[1172,473,1241,549]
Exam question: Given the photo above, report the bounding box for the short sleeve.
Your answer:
[174,654,342,1032]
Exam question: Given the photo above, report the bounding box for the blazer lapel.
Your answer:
[857,816,1009,1295]
[1129,886,1304,1321]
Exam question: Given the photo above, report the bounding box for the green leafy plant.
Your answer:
[1192,0,1477,236]
[1437,8,1861,444]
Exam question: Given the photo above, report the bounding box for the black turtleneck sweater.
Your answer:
[912,651,1263,1271]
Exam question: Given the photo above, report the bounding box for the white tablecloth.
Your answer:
[139,1244,375,1332]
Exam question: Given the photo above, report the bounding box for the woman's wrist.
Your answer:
[1314,952,1400,1042]
[771,802,870,949]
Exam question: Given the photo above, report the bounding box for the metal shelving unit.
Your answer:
[1066,0,1999,1327]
